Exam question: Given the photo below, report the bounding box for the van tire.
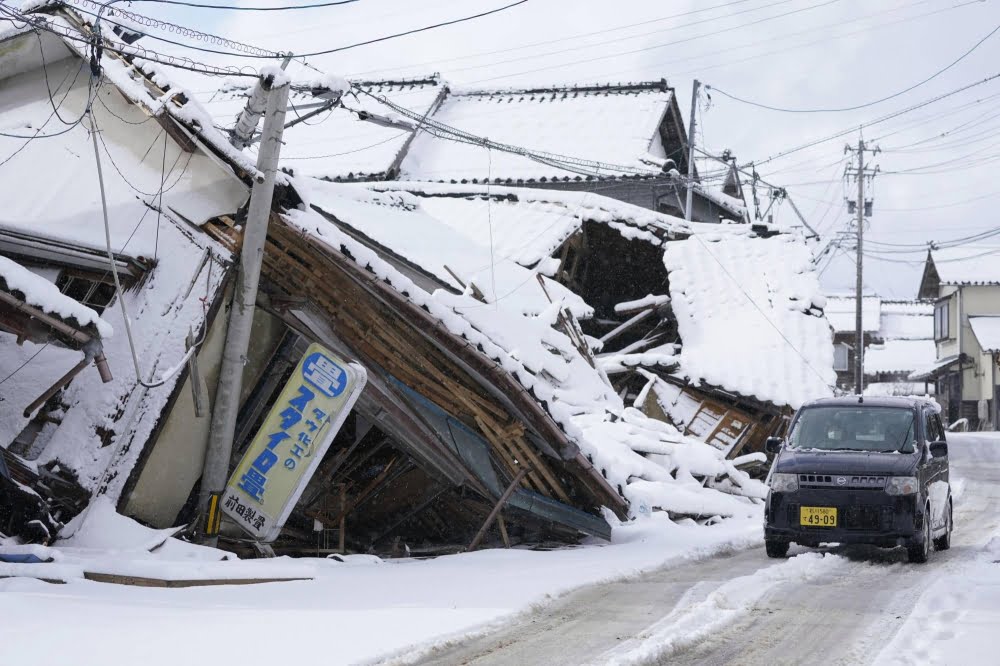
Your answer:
[907,507,931,563]
[934,499,952,551]
[765,540,789,558]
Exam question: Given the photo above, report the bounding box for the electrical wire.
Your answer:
[742,71,1000,169]
[0,344,50,388]
[706,23,1000,113]
[469,0,842,86]
[81,0,531,60]
[89,109,198,389]
[2,5,260,77]
[116,0,359,10]
[346,0,763,78]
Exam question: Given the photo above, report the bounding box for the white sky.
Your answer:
[112,0,1000,297]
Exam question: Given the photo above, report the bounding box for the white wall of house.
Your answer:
[934,285,1000,404]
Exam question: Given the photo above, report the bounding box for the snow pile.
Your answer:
[663,233,836,409]
[0,255,113,337]
[286,183,765,519]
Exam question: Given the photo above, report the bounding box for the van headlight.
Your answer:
[770,473,799,493]
[885,476,918,495]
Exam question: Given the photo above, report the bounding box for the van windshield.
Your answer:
[787,406,916,453]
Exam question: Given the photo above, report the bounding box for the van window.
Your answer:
[788,406,916,453]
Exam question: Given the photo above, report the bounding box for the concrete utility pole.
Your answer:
[854,139,865,396]
[845,138,878,396]
[199,72,290,546]
[684,79,700,221]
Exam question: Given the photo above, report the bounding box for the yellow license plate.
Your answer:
[800,506,837,527]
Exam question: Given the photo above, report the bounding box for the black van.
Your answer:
[764,396,952,563]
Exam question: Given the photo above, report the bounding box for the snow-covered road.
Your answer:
[410,433,1000,666]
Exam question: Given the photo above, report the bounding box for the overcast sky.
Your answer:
[131,0,1000,298]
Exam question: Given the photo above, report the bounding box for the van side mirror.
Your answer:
[929,441,948,458]
[765,437,783,455]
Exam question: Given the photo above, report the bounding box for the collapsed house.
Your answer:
[0,4,830,555]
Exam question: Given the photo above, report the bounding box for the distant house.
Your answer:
[916,247,1000,428]
[823,295,935,394]
[210,77,747,224]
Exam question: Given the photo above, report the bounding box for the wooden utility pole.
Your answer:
[685,79,700,221]
[199,71,290,546]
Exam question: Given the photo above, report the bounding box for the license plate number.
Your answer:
[800,506,837,527]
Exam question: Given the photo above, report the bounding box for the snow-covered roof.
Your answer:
[399,82,676,182]
[930,246,1000,286]
[864,339,937,375]
[824,296,882,334]
[663,233,835,409]
[970,317,1000,353]
[0,255,112,337]
[201,77,442,181]
[304,183,592,318]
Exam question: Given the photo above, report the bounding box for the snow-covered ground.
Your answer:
[4,432,999,666]
[873,432,1000,666]
[0,505,761,666]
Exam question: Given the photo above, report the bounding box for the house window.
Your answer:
[55,272,117,315]
[934,299,951,341]
[833,343,850,372]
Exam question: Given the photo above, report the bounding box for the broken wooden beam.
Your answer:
[468,465,532,552]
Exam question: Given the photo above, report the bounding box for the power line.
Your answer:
[120,0,359,10]
[2,5,260,77]
[0,344,50,388]
[89,0,532,60]
[467,0,843,86]
[346,0,762,78]
[706,23,1000,113]
[743,71,1000,169]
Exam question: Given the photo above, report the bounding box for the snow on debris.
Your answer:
[0,255,113,337]
[864,339,937,375]
[663,233,836,409]
[400,83,673,182]
[930,246,1000,286]
[970,316,1000,353]
[284,191,765,518]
